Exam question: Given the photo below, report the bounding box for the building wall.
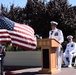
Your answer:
[4,51,41,66]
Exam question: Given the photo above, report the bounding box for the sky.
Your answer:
[0,0,76,9]
[68,0,76,6]
[0,0,27,8]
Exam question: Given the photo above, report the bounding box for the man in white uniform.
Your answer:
[63,35,76,67]
[49,21,64,70]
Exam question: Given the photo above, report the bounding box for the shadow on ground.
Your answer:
[5,66,76,75]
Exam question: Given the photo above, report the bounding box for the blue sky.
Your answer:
[0,0,27,8]
[0,0,76,8]
[68,0,76,6]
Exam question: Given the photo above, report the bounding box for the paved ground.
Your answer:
[4,66,76,75]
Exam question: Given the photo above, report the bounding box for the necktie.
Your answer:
[51,31,53,35]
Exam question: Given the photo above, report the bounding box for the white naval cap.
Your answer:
[50,21,58,25]
[67,35,73,39]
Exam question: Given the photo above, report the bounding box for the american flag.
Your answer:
[0,16,37,50]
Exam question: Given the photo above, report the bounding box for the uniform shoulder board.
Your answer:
[0,45,2,49]
[2,46,6,49]
[2,46,6,52]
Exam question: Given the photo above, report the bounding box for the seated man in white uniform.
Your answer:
[63,35,76,67]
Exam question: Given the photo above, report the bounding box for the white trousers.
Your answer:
[56,47,62,70]
[62,52,74,65]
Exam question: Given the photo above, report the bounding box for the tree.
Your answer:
[0,0,76,39]
[46,0,75,38]
[25,0,76,39]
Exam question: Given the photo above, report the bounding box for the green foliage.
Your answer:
[5,43,31,51]
[3,43,41,51]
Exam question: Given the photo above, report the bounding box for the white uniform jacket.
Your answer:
[49,28,64,44]
[64,42,76,54]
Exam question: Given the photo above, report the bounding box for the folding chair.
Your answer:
[73,53,76,66]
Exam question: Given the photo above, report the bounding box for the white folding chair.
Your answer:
[73,53,76,66]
